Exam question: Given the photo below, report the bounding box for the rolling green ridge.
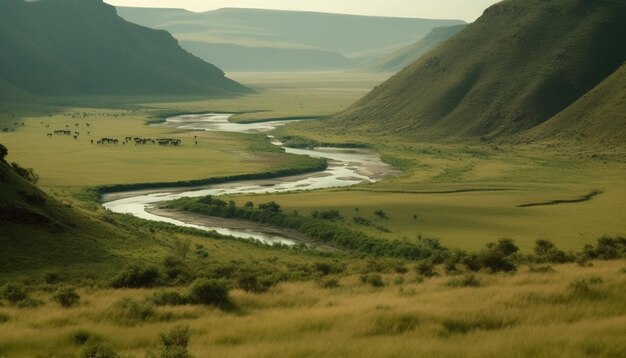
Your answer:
[0,150,132,276]
[330,0,626,141]
[363,25,466,73]
[0,0,250,96]
[116,6,465,71]
[520,62,626,146]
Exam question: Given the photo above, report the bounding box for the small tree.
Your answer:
[259,201,281,213]
[53,287,81,308]
[0,143,7,161]
[534,239,555,256]
[1,283,28,305]
[374,210,388,219]
[172,239,191,261]
[187,278,231,308]
[157,325,192,358]
[111,265,161,288]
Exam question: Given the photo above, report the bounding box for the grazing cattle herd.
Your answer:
[1,119,191,150]
[18,121,189,148]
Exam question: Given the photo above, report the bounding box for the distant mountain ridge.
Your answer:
[363,25,466,73]
[0,0,250,96]
[330,0,626,143]
[116,6,465,71]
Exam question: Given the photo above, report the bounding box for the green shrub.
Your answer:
[80,341,119,358]
[111,265,161,288]
[477,239,519,273]
[53,288,81,308]
[313,262,345,276]
[533,240,573,263]
[71,330,92,345]
[187,278,232,308]
[44,273,61,284]
[360,274,385,287]
[312,210,342,220]
[17,297,45,308]
[0,143,7,161]
[593,236,626,259]
[259,201,281,213]
[0,313,9,324]
[374,210,388,219]
[108,297,157,325]
[11,162,39,184]
[157,325,192,358]
[1,283,29,305]
[150,291,189,306]
[319,278,340,289]
[163,256,188,280]
[446,275,481,288]
[235,273,275,293]
[415,262,438,277]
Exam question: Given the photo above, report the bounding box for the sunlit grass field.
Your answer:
[0,260,624,357]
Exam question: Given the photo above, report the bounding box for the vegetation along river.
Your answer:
[102,113,395,245]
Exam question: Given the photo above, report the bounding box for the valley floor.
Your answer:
[0,71,624,357]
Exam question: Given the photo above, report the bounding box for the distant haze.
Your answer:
[104,0,501,22]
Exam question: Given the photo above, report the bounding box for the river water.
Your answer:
[102,113,394,245]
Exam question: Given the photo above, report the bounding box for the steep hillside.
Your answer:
[117,7,465,71]
[0,0,250,96]
[520,62,626,147]
[363,25,466,73]
[331,0,626,140]
[0,144,155,276]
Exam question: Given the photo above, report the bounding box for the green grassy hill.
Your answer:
[116,7,465,71]
[0,0,250,96]
[0,145,156,278]
[520,62,626,147]
[330,0,626,141]
[363,25,466,73]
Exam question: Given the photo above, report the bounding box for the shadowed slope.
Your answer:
[331,0,626,140]
[363,25,466,73]
[519,63,626,147]
[0,0,250,96]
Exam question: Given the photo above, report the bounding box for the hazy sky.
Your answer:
[104,0,501,22]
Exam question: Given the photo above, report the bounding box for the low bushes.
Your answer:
[360,274,385,287]
[111,265,161,288]
[163,196,447,260]
[80,341,119,358]
[150,278,233,309]
[156,325,192,358]
[1,283,28,305]
[187,278,232,309]
[53,287,81,308]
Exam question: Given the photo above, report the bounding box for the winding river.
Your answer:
[102,113,395,245]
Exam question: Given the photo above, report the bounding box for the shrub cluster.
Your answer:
[163,197,447,260]
[149,278,232,310]
[53,287,81,308]
[111,265,161,288]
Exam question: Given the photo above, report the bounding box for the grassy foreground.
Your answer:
[0,260,624,357]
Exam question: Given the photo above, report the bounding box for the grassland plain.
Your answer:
[1,71,625,358]
[0,72,387,189]
[0,261,624,357]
